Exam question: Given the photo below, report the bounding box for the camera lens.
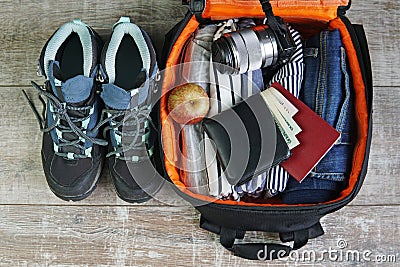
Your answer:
[253,25,279,69]
[211,25,279,75]
[211,37,236,74]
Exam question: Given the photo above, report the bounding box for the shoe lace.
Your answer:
[92,105,155,161]
[23,81,108,159]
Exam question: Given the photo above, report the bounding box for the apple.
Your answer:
[167,83,210,125]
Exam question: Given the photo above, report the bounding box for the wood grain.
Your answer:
[354,86,400,205]
[347,0,400,87]
[0,0,187,86]
[0,205,398,266]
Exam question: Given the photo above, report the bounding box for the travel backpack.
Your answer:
[157,0,372,260]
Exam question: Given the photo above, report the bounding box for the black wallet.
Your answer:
[202,93,291,186]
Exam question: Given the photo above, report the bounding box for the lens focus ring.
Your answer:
[228,31,249,74]
[239,28,263,72]
[254,26,279,68]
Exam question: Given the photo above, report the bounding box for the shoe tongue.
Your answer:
[100,81,150,110]
[49,62,95,155]
[50,61,93,104]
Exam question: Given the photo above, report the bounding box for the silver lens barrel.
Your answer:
[226,31,249,75]
[254,25,279,69]
[239,28,263,72]
[212,24,280,75]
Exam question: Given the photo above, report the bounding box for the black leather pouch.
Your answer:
[202,93,291,186]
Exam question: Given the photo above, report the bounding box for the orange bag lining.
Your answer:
[161,15,368,207]
[202,0,350,21]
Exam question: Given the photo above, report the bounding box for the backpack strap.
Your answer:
[260,0,285,36]
[280,221,324,244]
[188,0,209,23]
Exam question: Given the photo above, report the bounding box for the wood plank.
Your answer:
[0,205,398,266]
[353,86,400,205]
[347,0,400,87]
[1,86,398,205]
[0,0,187,86]
[0,0,396,87]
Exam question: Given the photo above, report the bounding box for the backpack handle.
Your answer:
[219,227,309,260]
[200,215,324,260]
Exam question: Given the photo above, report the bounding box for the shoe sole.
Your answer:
[111,171,152,204]
[110,169,166,204]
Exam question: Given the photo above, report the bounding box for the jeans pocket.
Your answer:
[299,30,356,184]
[283,30,355,203]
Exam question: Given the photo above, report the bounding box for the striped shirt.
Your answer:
[206,20,304,200]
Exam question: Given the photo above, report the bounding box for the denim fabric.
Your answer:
[281,29,356,204]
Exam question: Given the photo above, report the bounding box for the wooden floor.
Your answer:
[0,1,398,266]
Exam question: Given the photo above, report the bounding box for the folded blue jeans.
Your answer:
[281,29,356,204]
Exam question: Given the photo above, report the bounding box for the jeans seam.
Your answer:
[315,33,323,117]
[316,32,327,119]
[308,172,347,182]
[320,32,327,118]
[314,32,327,172]
[335,47,351,138]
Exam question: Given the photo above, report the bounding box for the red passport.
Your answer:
[271,83,341,182]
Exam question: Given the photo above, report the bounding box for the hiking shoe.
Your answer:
[97,17,162,203]
[25,19,106,201]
